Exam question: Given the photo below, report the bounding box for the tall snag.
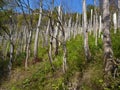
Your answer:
[34,0,42,60]
[82,0,91,62]
[48,0,55,71]
[102,0,114,77]
[118,0,120,29]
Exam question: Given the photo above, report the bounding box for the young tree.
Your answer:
[82,0,91,62]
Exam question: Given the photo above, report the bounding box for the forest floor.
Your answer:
[0,30,120,90]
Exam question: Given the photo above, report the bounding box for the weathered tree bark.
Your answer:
[94,0,98,46]
[90,9,93,35]
[8,36,14,76]
[7,16,15,77]
[22,26,27,52]
[54,6,62,56]
[68,17,72,40]
[25,29,32,69]
[113,13,117,34]
[34,1,42,59]
[82,0,91,62]
[118,0,120,29]
[48,0,55,71]
[103,0,114,77]
[95,14,98,46]
[49,17,55,71]
[93,15,96,37]
[19,30,23,53]
[45,20,50,47]
[99,15,102,38]
[74,13,79,38]
[41,31,46,48]
[60,22,67,73]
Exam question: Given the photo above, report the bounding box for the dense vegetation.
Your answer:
[0,0,120,90]
[0,30,120,90]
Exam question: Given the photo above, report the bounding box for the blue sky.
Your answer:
[29,0,94,13]
[54,0,94,13]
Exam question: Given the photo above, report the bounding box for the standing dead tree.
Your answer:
[48,0,55,71]
[102,0,115,81]
[118,0,120,29]
[15,0,34,69]
[82,0,91,62]
[34,0,42,60]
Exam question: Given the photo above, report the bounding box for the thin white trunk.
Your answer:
[83,0,91,61]
[99,16,102,38]
[95,14,98,46]
[68,17,72,40]
[93,15,96,36]
[113,13,117,34]
[45,20,50,46]
[90,9,93,35]
[25,29,32,69]
[118,0,120,29]
[8,37,14,76]
[34,2,42,59]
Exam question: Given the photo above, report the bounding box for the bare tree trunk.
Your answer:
[25,29,32,69]
[82,0,91,62]
[48,0,55,71]
[23,26,27,52]
[34,1,42,59]
[68,17,72,40]
[95,14,98,46]
[118,0,120,29]
[93,15,96,37]
[113,13,117,34]
[103,0,114,77]
[90,9,93,35]
[54,6,62,56]
[42,31,46,48]
[94,0,98,46]
[74,13,79,38]
[49,18,55,71]
[54,23,59,56]
[99,15,102,38]
[45,20,50,46]
[8,37,14,76]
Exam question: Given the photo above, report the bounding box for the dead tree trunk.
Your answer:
[25,29,32,69]
[113,13,117,34]
[48,0,55,71]
[90,9,93,35]
[82,0,91,62]
[99,15,102,38]
[34,1,42,59]
[118,0,120,29]
[8,36,14,76]
[45,20,50,47]
[103,0,114,77]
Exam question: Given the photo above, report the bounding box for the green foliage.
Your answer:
[13,52,26,67]
[111,30,120,58]
[1,29,120,90]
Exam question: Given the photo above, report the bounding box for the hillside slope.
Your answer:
[1,30,120,90]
